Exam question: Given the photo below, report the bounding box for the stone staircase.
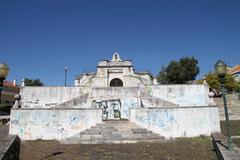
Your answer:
[141,92,178,108]
[54,93,89,108]
[63,120,164,144]
[214,95,240,120]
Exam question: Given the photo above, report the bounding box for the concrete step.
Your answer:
[63,120,164,144]
[63,138,166,144]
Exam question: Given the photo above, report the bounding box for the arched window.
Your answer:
[110,78,123,87]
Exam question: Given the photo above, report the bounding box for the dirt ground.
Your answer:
[20,137,217,160]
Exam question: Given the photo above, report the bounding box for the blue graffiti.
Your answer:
[121,100,138,119]
[137,110,177,128]
[68,115,79,123]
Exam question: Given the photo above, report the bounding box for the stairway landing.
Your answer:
[63,120,165,144]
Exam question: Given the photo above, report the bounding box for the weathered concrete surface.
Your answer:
[9,108,102,140]
[91,87,141,119]
[91,87,140,99]
[212,132,240,160]
[214,94,240,120]
[20,86,85,108]
[130,106,220,138]
[20,84,211,109]
[54,93,90,108]
[64,120,164,144]
[141,92,178,108]
[0,125,20,160]
[149,84,211,106]
[94,98,139,119]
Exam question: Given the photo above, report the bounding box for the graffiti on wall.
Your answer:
[95,99,139,119]
[151,86,209,106]
[95,99,121,120]
[176,95,206,106]
[121,99,139,118]
[45,103,58,107]
[136,109,177,128]
[10,110,99,140]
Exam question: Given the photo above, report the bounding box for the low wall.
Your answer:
[20,86,85,108]
[0,136,20,160]
[9,108,102,140]
[212,133,240,159]
[130,106,220,138]
[91,87,140,99]
[20,85,211,109]
[0,126,20,160]
[91,87,141,119]
[149,84,211,106]
[94,98,140,119]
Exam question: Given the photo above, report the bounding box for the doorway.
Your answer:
[110,78,123,87]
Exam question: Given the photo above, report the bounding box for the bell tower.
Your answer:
[111,53,122,62]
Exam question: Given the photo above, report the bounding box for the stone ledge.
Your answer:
[212,132,240,160]
[11,108,102,111]
[0,126,20,160]
[133,105,219,110]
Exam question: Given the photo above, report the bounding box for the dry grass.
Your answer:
[20,137,217,160]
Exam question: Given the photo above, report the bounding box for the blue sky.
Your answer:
[0,0,240,86]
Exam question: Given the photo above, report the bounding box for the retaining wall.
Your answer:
[20,86,85,108]
[19,85,211,109]
[149,84,211,106]
[130,106,220,138]
[91,87,140,99]
[9,108,102,140]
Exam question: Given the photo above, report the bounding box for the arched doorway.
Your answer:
[110,78,123,87]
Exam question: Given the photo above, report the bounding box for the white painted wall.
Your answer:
[9,108,102,140]
[95,98,140,119]
[149,84,211,106]
[91,87,141,119]
[91,87,140,99]
[20,87,85,108]
[20,85,211,108]
[130,107,220,138]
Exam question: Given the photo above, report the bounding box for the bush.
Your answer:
[0,104,12,115]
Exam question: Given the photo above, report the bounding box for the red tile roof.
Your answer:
[228,65,240,75]
[3,81,16,87]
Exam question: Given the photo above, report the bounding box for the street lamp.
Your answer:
[64,67,68,86]
[0,62,9,104]
[215,60,234,151]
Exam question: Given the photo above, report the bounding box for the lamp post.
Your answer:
[215,60,234,151]
[0,62,9,104]
[64,67,68,86]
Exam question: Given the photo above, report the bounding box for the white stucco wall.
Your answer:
[130,106,220,138]
[20,86,85,108]
[20,85,211,109]
[91,87,141,119]
[91,87,140,99]
[149,84,211,106]
[9,108,102,140]
[95,98,140,119]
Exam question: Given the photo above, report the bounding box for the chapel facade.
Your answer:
[74,53,155,87]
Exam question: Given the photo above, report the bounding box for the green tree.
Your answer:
[205,72,220,93]
[157,66,168,84]
[158,57,200,84]
[24,78,44,86]
[205,72,239,93]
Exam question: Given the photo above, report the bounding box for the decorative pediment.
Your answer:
[111,52,122,62]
